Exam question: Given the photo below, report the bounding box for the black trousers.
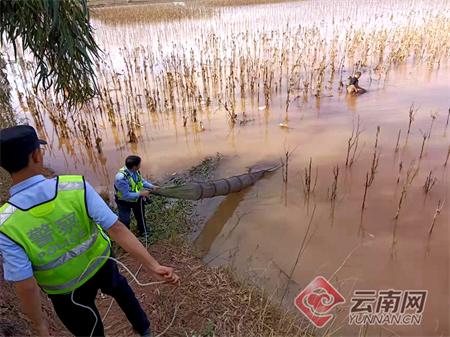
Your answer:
[48,259,150,337]
[115,197,148,236]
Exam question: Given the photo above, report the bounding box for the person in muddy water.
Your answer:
[0,125,179,337]
[114,155,159,237]
[346,71,367,95]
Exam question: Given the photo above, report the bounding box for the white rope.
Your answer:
[71,255,166,337]
[71,196,162,337]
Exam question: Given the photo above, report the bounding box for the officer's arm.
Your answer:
[142,177,158,189]
[14,277,49,336]
[107,220,179,283]
[83,181,175,281]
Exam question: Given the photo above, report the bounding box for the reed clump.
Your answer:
[329,165,339,203]
[345,116,362,167]
[91,3,212,24]
[423,170,437,194]
[302,157,318,200]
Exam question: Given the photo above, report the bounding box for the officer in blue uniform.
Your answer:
[0,125,179,337]
[114,155,159,237]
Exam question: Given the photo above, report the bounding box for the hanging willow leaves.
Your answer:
[0,0,101,107]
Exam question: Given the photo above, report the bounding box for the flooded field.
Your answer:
[194,64,450,336]
[6,0,450,336]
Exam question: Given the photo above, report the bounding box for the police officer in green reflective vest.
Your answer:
[114,155,159,237]
[0,125,179,337]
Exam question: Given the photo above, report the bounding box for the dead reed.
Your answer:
[406,103,418,141]
[428,200,444,236]
[281,150,290,184]
[394,161,419,220]
[361,172,370,210]
[280,205,316,305]
[445,108,450,134]
[396,161,403,184]
[427,112,438,139]
[359,126,381,212]
[423,170,437,194]
[345,116,362,167]
[444,145,450,167]
[302,157,318,200]
[394,129,401,153]
[329,165,339,202]
[368,126,381,186]
[419,130,428,160]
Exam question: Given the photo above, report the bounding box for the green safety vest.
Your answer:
[115,167,144,202]
[0,175,110,295]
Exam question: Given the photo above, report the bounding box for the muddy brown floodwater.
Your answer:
[194,64,450,337]
[6,0,450,336]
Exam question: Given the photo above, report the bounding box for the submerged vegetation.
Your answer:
[5,1,450,155]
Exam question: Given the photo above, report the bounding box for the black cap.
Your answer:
[0,125,47,167]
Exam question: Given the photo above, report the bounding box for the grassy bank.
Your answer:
[128,155,220,244]
[0,156,307,337]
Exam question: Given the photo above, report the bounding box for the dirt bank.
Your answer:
[0,263,70,337]
[100,239,307,336]
[0,159,306,337]
[1,239,306,337]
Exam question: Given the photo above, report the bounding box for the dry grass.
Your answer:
[91,0,302,24]
[99,238,309,337]
[0,256,71,337]
[91,3,213,24]
[91,0,299,24]
[0,168,11,204]
[201,0,301,6]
